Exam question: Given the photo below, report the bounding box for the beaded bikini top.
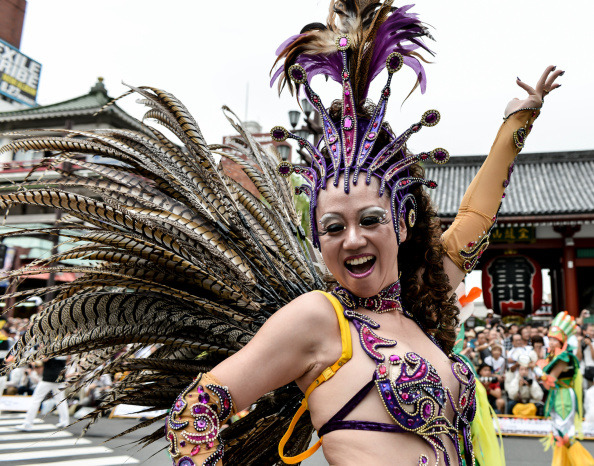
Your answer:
[325,282,476,466]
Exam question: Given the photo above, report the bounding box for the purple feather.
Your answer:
[363,4,432,98]
[276,34,303,55]
[296,52,343,84]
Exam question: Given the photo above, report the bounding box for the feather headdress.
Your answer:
[270,1,447,248]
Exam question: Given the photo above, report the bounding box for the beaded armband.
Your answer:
[167,373,235,466]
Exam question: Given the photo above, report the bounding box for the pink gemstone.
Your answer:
[367,132,376,140]
[345,90,350,96]
[402,392,409,400]
[423,404,431,418]
[223,399,230,409]
[197,385,204,393]
[344,116,353,129]
[364,143,370,150]
[332,144,337,151]
[339,37,348,47]
[373,122,378,128]
[207,441,215,449]
[367,336,374,343]
[389,354,400,362]
[347,147,351,153]
[461,396,466,407]
[191,445,201,455]
[379,365,387,375]
[343,72,348,79]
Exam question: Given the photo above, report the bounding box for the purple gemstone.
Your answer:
[272,129,285,140]
[425,112,438,124]
[339,37,348,47]
[434,150,447,162]
[196,419,207,429]
[344,116,353,129]
[291,68,303,81]
[422,457,428,464]
[192,405,205,415]
[198,393,210,404]
[389,55,402,70]
[389,354,400,362]
[179,457,195,466]
[180,440,186,447]
[328,135,337,143]
[197,385,204,393]
[407,418,414,427]
[278,165,291,175]
[384,390,392,400]
[367,132,376,140]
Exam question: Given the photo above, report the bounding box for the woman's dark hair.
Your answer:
[322,100,459,354]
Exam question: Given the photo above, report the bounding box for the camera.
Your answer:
[479,376,498,384]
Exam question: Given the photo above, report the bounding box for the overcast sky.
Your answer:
[19,0,594,156]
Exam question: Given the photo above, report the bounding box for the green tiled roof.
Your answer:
[0,78,145,132]
[0,92,110,119]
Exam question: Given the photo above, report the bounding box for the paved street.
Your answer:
[3,411,594,465]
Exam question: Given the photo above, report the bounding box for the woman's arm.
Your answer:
[442,66,563,295]
[210,291,339,410]
[166,291,340,465]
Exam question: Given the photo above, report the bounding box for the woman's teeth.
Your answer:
[345,255,374,266]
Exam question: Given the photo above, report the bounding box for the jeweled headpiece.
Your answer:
[270,2,449,248]
[548,311,578,347]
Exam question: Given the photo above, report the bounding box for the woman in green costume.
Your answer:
[541,311,594,465]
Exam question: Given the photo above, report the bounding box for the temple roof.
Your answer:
[0,78,144,132]
[426,150,594,222]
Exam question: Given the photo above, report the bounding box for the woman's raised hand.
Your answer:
[504,65,564,117]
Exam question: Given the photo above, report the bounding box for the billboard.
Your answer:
[0,38,41,107]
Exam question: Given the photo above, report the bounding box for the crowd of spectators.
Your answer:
[460,309,594,417]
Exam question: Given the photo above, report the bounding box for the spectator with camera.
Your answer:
[505,354,544,415]
[478,363,506,414]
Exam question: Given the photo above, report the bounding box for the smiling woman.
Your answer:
[0,1,567,466]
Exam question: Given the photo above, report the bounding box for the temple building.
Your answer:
[428,150,594,318]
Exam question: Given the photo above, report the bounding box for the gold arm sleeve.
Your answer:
[442,108,541,273]
[166,372,237,466]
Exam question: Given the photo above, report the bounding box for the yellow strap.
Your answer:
[278,399,323,464]
[278,291,351,463]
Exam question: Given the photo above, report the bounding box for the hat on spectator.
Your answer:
[518,354,531,367]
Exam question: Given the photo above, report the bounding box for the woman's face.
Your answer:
[548,337,562,351]
[316,176,405,298]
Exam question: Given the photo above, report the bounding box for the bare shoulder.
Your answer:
[269,290,339,333]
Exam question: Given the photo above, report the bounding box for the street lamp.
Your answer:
[288,110,301,129]
[295,129,310,141]
[301,98,314,118]
[277,144,290,161]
